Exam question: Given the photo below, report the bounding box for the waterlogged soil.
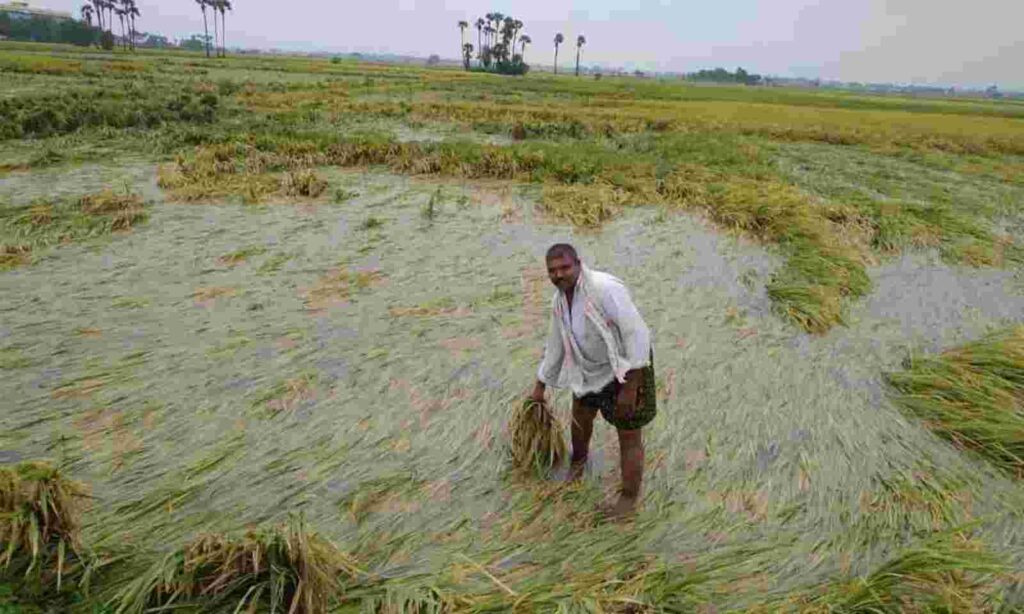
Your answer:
[2,164,1024,605]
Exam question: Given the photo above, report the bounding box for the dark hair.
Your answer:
[546,243,578,262]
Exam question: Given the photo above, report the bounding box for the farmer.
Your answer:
[528,243,656,518]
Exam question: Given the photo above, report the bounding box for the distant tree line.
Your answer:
[0,12,99,46]
[457,13,529,75]
[0,1,240,58]
[83,0,141,51]
[686,67,763,85]
[455,16,592,78]
[0,0,144,51]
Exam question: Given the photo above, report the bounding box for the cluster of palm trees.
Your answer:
[457,13,531,73]
[195,0,233,58]
[80,0,140,50]
[456,17,588,76]
[553,32,587,76]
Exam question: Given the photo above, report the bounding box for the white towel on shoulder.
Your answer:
[537,264,651,397]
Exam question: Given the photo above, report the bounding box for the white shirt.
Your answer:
[537,269,651,396]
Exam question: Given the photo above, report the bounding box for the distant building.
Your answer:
[0,1,72,20]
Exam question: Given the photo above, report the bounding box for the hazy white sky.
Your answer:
[45,0,1024,87]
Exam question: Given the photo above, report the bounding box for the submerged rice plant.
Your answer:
[111,514,360,614]
[0,189,147,269]
[884,325,1024,478]
[789,530,1008,612]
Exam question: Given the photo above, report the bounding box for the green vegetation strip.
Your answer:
[884,326,1024,479]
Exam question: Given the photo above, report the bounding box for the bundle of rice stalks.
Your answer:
[0,461,89,591]
[509,399,568,476]
[113,515,361,614]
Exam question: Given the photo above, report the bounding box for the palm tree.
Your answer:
[474,18,484,64]
[125,0,140,50]
[218,0,231,57]
[462,43,473,71]
[458,20,468,59]
[491,12,504,45]
[115,3,126,49]
[212,0,222,57]
[209,0,218,56]
[482,25,494,66]
[88,1,102,31]
[519,34,530,59]
[104,0,115,36]
[81,4,94,26]
[575,34,586,76]
[511,19,522,57]
[196,0,211,58]
[553,32,563,74]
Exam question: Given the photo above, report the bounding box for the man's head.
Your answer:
[546,243,580,293]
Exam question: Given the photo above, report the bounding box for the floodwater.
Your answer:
[2,164,1023,605]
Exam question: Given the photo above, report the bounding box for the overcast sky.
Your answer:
[45,0,1024,88]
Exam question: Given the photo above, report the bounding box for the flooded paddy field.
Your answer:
[2,42,1023,611]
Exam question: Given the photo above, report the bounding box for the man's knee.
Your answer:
[617,428,643,446]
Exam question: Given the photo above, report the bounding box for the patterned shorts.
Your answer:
[573,349,657,431]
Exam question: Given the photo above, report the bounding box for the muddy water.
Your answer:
[2,165,1023,601]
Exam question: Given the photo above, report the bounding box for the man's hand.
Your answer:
[529,381,546,405]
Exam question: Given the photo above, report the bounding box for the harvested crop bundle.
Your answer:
[509,399,567,476]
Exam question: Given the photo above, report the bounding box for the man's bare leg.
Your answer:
[568,397,596,482]
[611,428,644,517]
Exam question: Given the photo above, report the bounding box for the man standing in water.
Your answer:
[528,243,656,518]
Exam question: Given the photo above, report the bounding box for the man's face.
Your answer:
[547,254,579,293]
